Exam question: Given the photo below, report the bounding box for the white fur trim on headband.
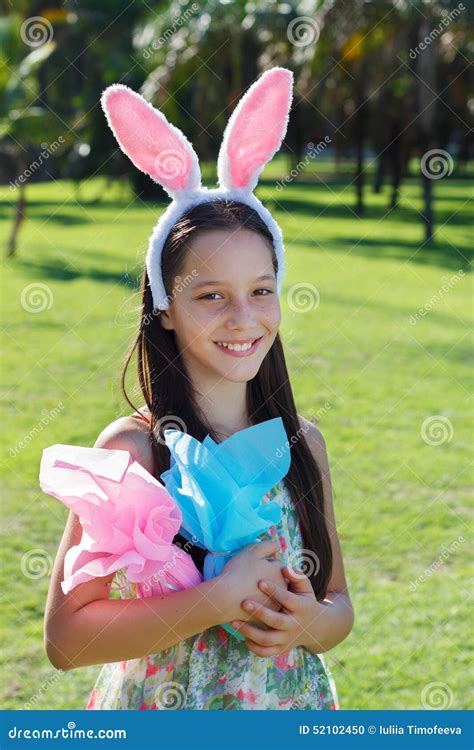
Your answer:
[146,188,285,311]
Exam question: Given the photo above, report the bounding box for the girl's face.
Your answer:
[160,227,281,384]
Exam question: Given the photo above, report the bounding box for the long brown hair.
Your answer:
[120,200,333,600]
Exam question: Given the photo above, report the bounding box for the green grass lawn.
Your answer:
[1,164,472,710]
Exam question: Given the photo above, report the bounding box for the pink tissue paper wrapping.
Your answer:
[39,444,202,597]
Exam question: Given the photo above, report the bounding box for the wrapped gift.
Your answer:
[160,418,291,637]
[39,444,202,598]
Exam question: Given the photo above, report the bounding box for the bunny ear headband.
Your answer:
[101,67,294,312]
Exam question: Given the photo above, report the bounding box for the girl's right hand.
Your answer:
[220,540,288,622]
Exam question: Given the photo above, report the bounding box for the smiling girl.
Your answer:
[44,69,354,710]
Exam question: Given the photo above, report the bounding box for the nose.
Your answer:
[224,298,257,330]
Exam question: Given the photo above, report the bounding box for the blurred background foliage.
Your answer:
[1,0,472,253]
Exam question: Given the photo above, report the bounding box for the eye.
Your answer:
[197,288,274,301]
[198,292,223,301]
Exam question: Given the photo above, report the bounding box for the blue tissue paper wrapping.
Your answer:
[160,417,292,637]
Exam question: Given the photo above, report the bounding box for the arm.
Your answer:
[48,556,242,671]
[44,418,286,671]
[230,419,354,656]
[298,419,354,653]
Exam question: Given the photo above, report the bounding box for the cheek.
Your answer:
[179,308,217,343]
[264,300,281,331]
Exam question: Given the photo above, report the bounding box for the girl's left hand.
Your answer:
[230,565,323,657]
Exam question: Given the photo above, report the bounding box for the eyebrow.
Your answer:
[191,274,276,290]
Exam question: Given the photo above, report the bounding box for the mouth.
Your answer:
[213,336,264,357]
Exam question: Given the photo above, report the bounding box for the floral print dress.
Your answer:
[86,480,339,710]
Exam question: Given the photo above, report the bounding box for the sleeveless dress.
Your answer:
[85,479,340,710]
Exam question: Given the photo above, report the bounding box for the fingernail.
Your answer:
[243,601,254,612]
[231,621,240,629]
[260,581,269,592]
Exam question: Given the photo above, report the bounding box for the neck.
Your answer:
[193,377,251,440]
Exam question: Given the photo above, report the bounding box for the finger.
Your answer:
[230,621,285,647]
[249,540,279,559]
[282,565,315,594]
[245,639,290,658]
[258,579,301,611]
[239,600,290,630]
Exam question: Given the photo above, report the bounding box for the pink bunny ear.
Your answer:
[217,68,293,192]
[101,84,201,198]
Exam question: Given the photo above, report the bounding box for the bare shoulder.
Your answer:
[298,414,352,597]
[297,414,327,462]
[131,403,151,422]
[94,414,154,476]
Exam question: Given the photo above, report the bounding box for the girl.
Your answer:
[44,69,354,710]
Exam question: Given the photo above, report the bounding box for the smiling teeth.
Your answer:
[217,340,254,351]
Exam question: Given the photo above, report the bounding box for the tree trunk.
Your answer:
[416,14,437,243]
[421,170,433,242]
[354,62,367,216]
[7,182,26,258]
[373,155,385,194]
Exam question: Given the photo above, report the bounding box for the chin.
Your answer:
[222,368,260,384]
